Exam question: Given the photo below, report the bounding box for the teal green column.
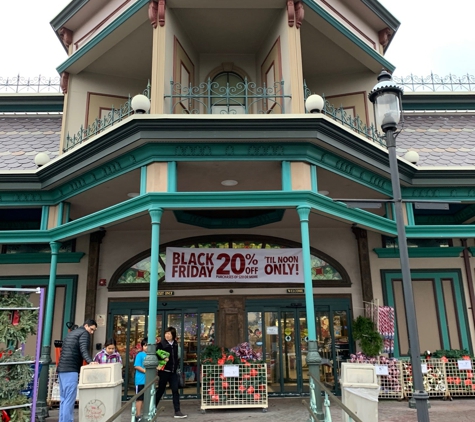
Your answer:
[297,206,316,339]
[297,205,324,422]
[36,241,61,422]
[143,206,163,420]
[282,161,292,191]
[140,166,147,195]
[405,203,415,225]
[57,202,64,226]
[310,165,317,193]
[167,161,177,192]
[40,206,49,230]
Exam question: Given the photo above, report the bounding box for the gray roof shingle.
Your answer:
[0,116,61,170]
[397,114,475,166]
[1,113,475,171]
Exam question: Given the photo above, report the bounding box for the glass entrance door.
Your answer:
[316,308,350,393]
[248,308,308,395]
[247,299,352,396]
[108,301,217,401]
[166,312,216,396]
[110,309,147,398]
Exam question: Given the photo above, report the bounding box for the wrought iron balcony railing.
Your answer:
[0,75,62,93]
[64,78,384,153]
[63,83,151,152]
[303,82,383,147]
[164,78,291,114]
[393,73,475,92]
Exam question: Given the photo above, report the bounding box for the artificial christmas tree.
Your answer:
[0,289,43,422]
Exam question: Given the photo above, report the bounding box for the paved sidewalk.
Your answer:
[46,397,475,421]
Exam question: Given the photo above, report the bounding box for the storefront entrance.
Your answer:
[246,298,352,395]
[108,297,352,400]
[107,300,218,400]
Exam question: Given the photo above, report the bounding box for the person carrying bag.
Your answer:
[155,327,187,419]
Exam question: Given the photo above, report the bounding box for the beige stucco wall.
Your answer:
[161,9,200,112]
[256,8,291,112]
[304,71,376,127]
[72,0,139,52]
[64,72,147,145]
[291,162,312,190]
[318,0,381,52]
[368,231,475,350]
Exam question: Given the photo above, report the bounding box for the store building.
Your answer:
[1,0,475,400]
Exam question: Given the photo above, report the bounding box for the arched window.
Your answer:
[109,235,351,290]
[211,72,246,114]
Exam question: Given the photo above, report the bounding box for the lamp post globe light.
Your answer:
[305,94,325,113]
[131,94,151,114]
[369,71,430,421]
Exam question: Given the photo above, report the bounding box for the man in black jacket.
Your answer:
[57,319,98,422]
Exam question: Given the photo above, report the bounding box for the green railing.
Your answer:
[302,373,363,422]
[64,78,384,153]
[303,81,383,147]
[63,82,151,152]
[0,75,61,93]
[104,376,162,422]
[164,78,291,114]
[393,73,475,92]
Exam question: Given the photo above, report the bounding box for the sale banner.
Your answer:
[165,247,304,283]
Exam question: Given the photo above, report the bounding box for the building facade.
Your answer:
[1,0,475,400]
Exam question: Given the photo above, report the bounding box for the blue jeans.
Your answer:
[58,372,78,422]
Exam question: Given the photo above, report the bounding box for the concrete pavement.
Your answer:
[46,397,475,422]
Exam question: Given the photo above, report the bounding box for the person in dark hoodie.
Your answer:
[155,326,187,419]
[57,319,98,422]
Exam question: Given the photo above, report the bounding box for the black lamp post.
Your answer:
[369,70,430,421]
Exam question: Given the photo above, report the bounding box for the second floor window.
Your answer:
[211,72,246,114]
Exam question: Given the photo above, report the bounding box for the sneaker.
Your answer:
[174,411,187,419]
[136,417,142,422]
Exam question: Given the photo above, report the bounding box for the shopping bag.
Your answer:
[176,369,185,388]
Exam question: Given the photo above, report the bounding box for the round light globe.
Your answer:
[404,150,420,164]
[34,152,50,167]
[305,94,325,113]
[131,94,151,114]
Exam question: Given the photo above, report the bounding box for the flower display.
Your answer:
[350,352,402,394]
[200,343,263,365]
[201,362,267,406]
[201,343,267,409]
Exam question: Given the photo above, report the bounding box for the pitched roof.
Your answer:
[397,114,475,166]
[1,112,475,171]
[0,115,61,170]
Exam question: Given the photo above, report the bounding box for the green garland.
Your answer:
[200,345,230,363]
[0,293,38,345]
[0,350,35,422]
[0,292,37,422]
[352,316,383,357]
[431,349,473,359]
[0,350,34,399]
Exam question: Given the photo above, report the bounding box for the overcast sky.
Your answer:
[0,0,474,78]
